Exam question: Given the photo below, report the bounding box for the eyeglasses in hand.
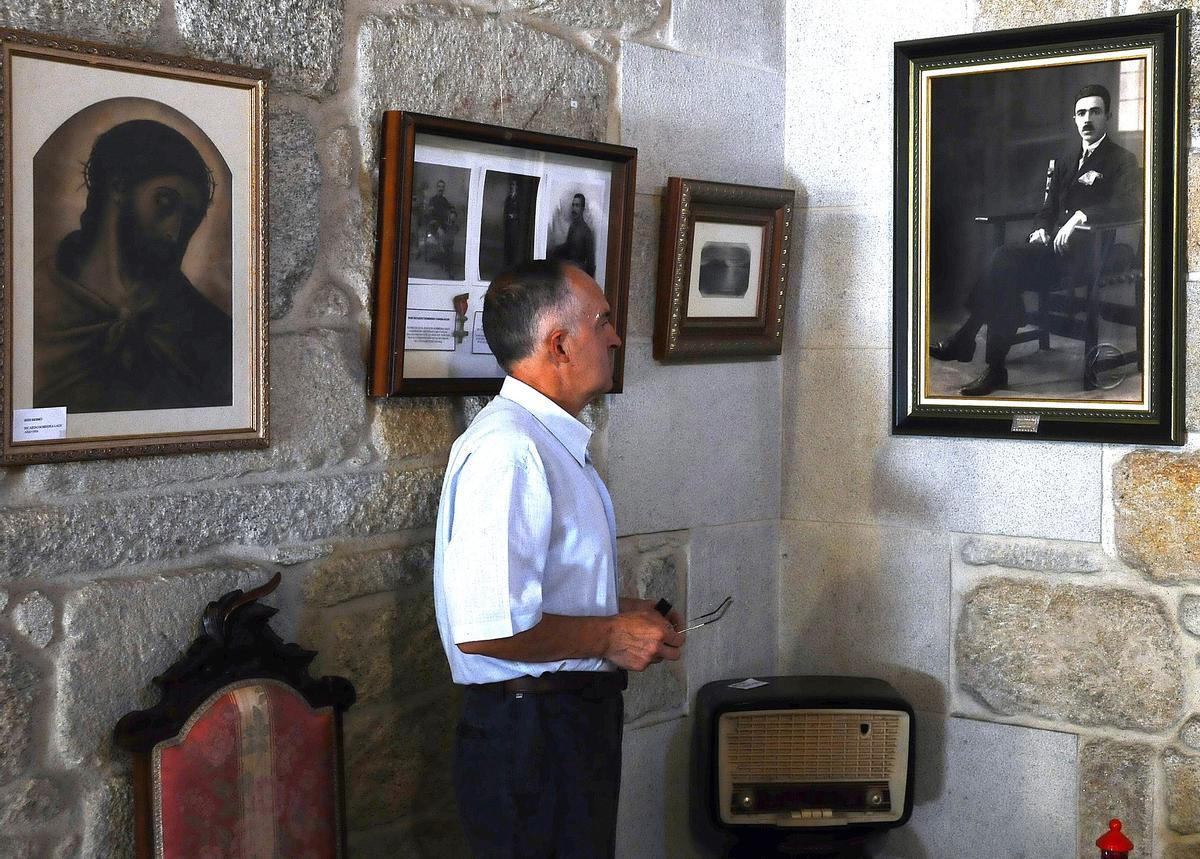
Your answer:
[654,596,733,633]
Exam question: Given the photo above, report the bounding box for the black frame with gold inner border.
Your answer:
[892,10,1186,444]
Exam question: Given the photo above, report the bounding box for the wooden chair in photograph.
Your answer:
[972,212,1144,390]
[114,574,356,859]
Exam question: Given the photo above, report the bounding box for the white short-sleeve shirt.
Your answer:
[433,376,619,684]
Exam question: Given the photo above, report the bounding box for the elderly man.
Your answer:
[930,83,1141,396]
[434,259,685,857]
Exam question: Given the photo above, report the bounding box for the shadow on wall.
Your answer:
[866,689,947,859]
[408,688,469,857]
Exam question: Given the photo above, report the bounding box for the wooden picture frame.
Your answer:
[653,177,795,362]
[0,29,269,465]
[893,11,1187,444]
[369,112,637,397]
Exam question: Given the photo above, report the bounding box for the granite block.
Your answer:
[0,0,159,44]
[608,340,780,535]
[783,347,1103,541]
[0,633,39,784]
[789,207,891,349]
[958,534,1103,574]
[12,328,371,498]
[509,0,662,33]
[955,579,1183,731]
[616,717,692,859]
[780,521,950,712]
[1,466,441,580]
[625,193,662,342]
[267,105,321,320]
[621,42,784,194]
[1114,450,1200,585]
[974,0,1111,28]
[785,0,970,207]
[667,0,783,72]
[54,563,267,767]
[869,713,1076,858]
[356,10,609,167]
[1079,739,1154,859]
[688,520,778,689]
[617,532,688,725]
[176,0,344,96]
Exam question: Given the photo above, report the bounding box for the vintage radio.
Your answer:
[693,675,915,845]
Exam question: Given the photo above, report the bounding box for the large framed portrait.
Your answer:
[0,30,268,464]
[369,112,636,397]
[893,11,1186,444]
[652,177,795,362]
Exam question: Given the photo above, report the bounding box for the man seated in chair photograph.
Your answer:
[433,259,686,858]
[930,83,1142,397]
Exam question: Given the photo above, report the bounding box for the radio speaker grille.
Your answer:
[724,711,901,782]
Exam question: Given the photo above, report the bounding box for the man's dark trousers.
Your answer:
[966,235,1091,366]
[454,686,624,858]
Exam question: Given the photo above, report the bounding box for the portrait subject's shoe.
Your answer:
[960,366,1008,397]
[929,335,976,362]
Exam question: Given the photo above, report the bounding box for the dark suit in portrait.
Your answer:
[549,193,597,278]
[931,83,1142,396]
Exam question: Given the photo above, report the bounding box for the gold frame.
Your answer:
[652,177,795,363]
[0,29,269,464]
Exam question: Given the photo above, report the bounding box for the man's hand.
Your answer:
[605,605,685,672]
[619,596,685,631]
[1053,211,1087,255]
[1028,228,1050,246]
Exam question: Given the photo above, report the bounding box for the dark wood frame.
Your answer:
[653,177,795,362]
[369,112,637,397]
[893,11,1187,444]
[115,574,356,859]
[0,28,270,464]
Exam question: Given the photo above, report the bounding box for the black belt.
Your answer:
[469,670,627,697]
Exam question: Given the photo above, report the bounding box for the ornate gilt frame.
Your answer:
[653,177,795,362]
[0,29,269,464]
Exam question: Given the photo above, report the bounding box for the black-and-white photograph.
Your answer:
[479,170,539,282]
[925,59,1146,403]
[408,162,469,281]
[546,182,604,281]
[698,242,752,297]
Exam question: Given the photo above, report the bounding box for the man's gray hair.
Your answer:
[482,260,577,371]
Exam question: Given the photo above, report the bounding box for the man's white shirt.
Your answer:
[433,376,619,684]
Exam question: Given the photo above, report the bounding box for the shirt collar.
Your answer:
[499,376,593,467]
[1082,134,1106,158]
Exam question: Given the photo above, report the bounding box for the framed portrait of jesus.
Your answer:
[0,29,268,464]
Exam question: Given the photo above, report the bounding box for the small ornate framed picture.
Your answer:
[653,177,795,363]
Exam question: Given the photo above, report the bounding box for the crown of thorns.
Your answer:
[80,120,216,207]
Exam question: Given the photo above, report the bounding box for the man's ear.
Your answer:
[546,325,571,366]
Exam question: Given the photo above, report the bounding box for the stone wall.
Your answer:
[0,1,783,856]
[781,1,1200,857]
